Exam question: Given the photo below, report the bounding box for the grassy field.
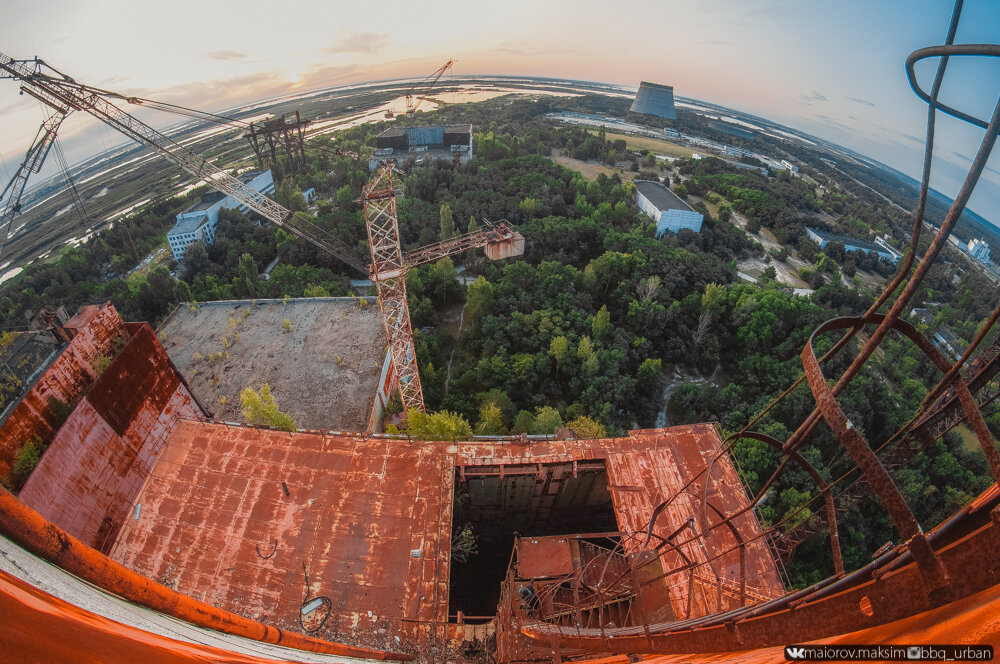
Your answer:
[953,424,983,453]
[587,129,694,159]
[551,154,630,181]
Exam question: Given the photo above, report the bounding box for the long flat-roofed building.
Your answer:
[635,180,704,236]
[806,227,903,265]
[167,170,275,262]
[369,124,473,170]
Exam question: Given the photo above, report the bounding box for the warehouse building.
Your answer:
[630,81,677,120]
[369,124,473,170]
[167,170,275,262]
[805,227,903,265]
[635,180,704,236]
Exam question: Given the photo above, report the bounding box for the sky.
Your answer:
[1,0,999,226]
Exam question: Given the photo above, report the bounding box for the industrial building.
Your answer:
[166,170,275,262]
[805,227,903,265]
[710,119,755,140]
[635,180,704,236]
[369,124,473,170]
[968,237,992,265]
[0,301,784,661]
[630,81,677,120]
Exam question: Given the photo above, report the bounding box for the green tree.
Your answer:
[466,276,494,324]
[440,203,455,240]
[303,283,330,297]
[637,357,662,384]
[566,416,606,439]
[577,335,594,361]
[532,406,563,434]
[407,410,473,441]
[512,410,536,434]
[451,524,478,563]
[549,336,569,375]
[240,383,297,431]
[336,185,354,209]
[475,403,507,435]
[592,305,611,340]
[235,253,259,298]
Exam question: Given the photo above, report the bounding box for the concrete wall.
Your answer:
[658,209,704,235]
[18,323,203,552]
[0,304,125,480]
[368,346,397,432]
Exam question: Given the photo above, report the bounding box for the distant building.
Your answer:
[710,120,754,140]
[780,159,800,173]
[302,188,317,204]
[630,82,677,120]
[968,237,992,265]
[805,227,902,265]
[369,124,473,171]
[167,170,275,262]
[635,180,704,236]
[664,127,680,139]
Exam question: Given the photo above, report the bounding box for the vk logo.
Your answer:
[785,646,807,659]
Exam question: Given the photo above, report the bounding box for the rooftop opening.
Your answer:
[448,460,617,622]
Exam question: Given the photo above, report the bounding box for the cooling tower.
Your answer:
[630,81,677,120]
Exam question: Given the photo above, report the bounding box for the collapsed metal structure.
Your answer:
[492,2,1000,659]
[244,110,309,174]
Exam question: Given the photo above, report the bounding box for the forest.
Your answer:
[1,92,998,586]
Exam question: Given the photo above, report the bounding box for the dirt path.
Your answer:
[655,364,720,428]
[443,302,467,396]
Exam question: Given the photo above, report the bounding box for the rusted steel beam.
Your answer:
[516,488,1000,654]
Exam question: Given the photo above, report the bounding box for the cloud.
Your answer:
[206,50,248,61]
[495,40,571,56]
[847,96,876,108]
[801,90,828,103]
[326,32,390,55]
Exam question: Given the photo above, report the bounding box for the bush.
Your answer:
[406,410,472,441]
[566,416,606,439]
[91,355,112,375]
[240,384,297,431]
[11,438,45,490]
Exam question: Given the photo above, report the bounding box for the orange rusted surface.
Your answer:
[0,303,124,478]
[107,421,775,655]
[0,567,350,664]
[18,323,203,551]
[575,581,1000,664]
[0,487,412,661]
[111,420,456,655]
[607,431,784,618]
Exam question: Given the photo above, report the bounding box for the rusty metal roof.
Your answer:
[108,420,778,654]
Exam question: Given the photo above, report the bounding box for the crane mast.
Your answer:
[1,52,523,417]
[406,59,454,116]
[0,108,67,259]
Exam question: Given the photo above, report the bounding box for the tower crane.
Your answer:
[0,109,68,260]
[385,59,455,119]
[0,52,523,415]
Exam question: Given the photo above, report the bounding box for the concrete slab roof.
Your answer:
[635,180,696,213]
[166,215,209,237]
[157,298,387,432]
